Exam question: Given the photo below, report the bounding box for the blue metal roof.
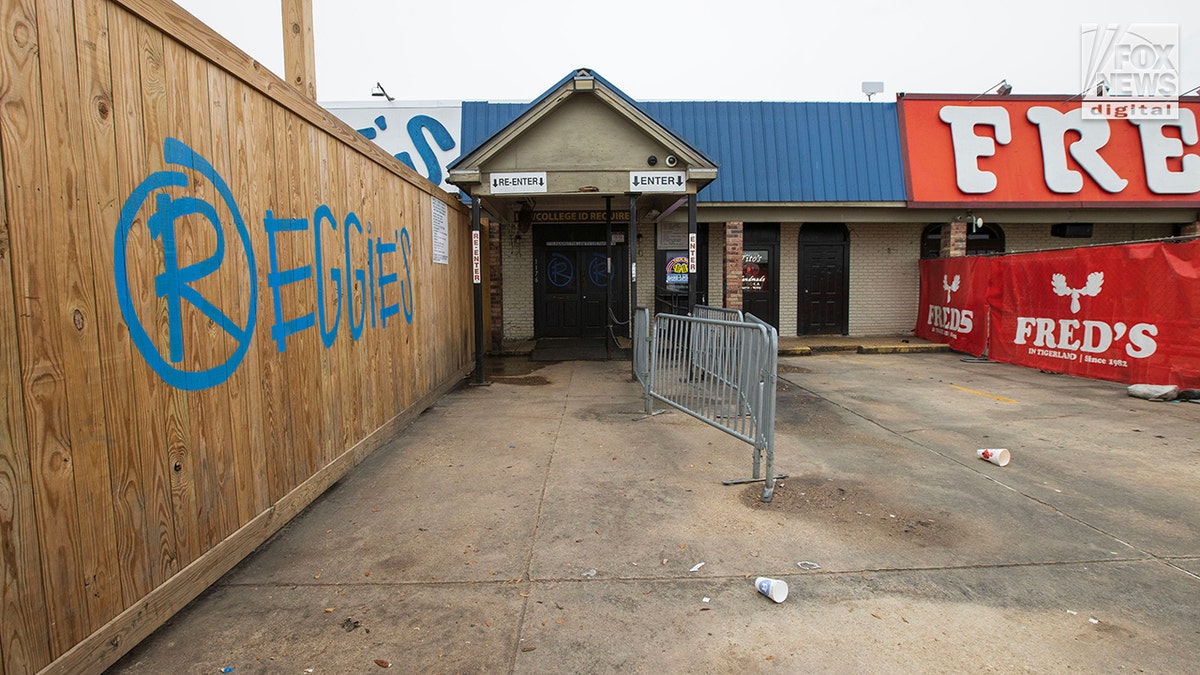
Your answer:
[458,78,907,203]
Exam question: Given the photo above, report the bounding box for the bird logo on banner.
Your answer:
[942,274,960,303]
[1051,272,1104,314]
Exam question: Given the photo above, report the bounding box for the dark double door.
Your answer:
[535,228,627,338]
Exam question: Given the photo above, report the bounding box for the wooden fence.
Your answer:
[0,1,483,672]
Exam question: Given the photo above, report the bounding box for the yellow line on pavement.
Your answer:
[949,385,1018,403]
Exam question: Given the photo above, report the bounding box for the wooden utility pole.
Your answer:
[282,0,317,100]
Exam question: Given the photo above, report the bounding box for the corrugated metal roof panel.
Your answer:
[459,99,908,203]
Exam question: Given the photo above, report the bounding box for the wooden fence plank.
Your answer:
[108,5,179,591]
[212,69,257,528]
[156,34,200,569]
[226,82,270,516]
[175,48,238,551]
[203,58,242,542]
[267,105,300,499]
[0,65,53,675]
[73,0,154,612]
[1,0,92,658]
[346,153,370,444]
[37,0,124,632]
[132,15,187,580]
[313,132,338,467]
[294,123,323,481]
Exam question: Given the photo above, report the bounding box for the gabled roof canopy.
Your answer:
[447,69,717,201]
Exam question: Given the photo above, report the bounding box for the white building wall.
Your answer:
[502,222,535,341]
[779,223,799,336]
[847,223,923,336]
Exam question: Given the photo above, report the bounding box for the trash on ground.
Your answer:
[374,659,392,668]
[1127,384,1180,401]
[1089,617,1100,624]
[977,448,1010,466]
[797,561,821,570]
[689,562,705,572]
[220,668,234,674]
[582,569,597,578]
[702,597,710,603]
[754,576,788,603]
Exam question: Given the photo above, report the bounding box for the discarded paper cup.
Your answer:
[977,448,1010,467]
[755,576,788,603]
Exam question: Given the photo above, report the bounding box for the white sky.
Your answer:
[174,0,1199,103]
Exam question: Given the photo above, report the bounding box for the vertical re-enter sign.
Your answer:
[472,231,481,283]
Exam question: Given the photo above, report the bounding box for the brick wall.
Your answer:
[636,223,656,311]
[940,221,967,257]
[707,224,724,307]
[724,222,743,310]
[848,223,923,336]
[502,222,535,341]
[779,223,799,335]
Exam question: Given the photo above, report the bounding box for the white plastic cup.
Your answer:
[755,576,788,603]
[977,448,1010,467]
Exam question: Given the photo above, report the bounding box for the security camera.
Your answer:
[664,155,678,167]
[647,155,658,166]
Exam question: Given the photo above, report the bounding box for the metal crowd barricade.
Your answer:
[634,305,783,502]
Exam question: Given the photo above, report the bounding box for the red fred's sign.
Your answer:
[916,256,991,357]
[987,240,1200,387]
[898,95,1200,206]
[916,240,1200,388]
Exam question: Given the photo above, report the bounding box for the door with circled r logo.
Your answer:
[536,246,613,338]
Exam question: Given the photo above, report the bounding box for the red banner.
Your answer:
[916,256,991,356]
[987,239,1200,387]
[916,239,1200,387]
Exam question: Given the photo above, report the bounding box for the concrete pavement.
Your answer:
[111,352,1200,673]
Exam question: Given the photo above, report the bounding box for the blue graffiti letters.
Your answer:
[114,138,257,391]
[313,205,344,348]
[376,232,400,327]
[344,212,366,340]
[265,208,413,349]
[115,137,418,391]
[265,211,316,352]
[400,227,415,323]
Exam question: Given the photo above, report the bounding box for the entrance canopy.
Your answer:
[446,68,718,221]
